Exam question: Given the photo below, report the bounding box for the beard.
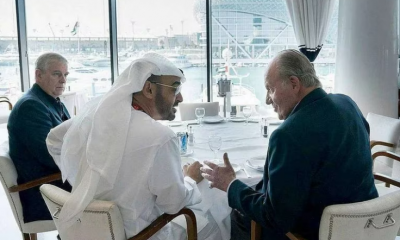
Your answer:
[155,90,176,121]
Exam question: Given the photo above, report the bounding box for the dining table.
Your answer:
[162,116,281,239]
[0,114,281,240]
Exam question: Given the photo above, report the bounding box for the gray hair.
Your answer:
[35,52,68,72]
[274,49,321,88]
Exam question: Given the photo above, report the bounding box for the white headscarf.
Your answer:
[57,52,186,230]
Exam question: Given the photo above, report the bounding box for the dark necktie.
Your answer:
[56,97,69,122]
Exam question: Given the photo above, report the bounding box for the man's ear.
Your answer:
[142,81,154,99]
[35,69,42,83]
[289,76,300,91]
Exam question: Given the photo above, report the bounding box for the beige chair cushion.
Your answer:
[367,113,400,177]
[40,184,125,240]
[319,190,400,240]
[0,109,10,124]
[0,141,56,233]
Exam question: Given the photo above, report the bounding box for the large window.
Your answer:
[117,0,207,104]
[25,0,111,98]
[208,0,338,116]
[0,0,21,102]
[0,0,338,109]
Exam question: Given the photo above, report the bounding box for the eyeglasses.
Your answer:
[149,81,182,96]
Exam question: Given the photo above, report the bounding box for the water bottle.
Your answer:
[188,126,194,146]
[261,118,269,138]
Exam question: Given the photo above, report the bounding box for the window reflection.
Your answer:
[117,0,207,104]
[0,0,338,107]
[25,0,112,98]
[0,0,21,102]
[204,0,338,117]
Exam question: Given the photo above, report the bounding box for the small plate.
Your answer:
[180,149,194,157]
[218,163,241,172]
[246,156,266,172]
[269,120,284,125]
[203,116,224,124]
[229,117,246,122]
[168,121,183,127]
[181,157,195,167]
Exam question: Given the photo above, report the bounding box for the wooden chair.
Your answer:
[367,113,400,195]
[0,96,12,124]
[250,151,400,240]
[0,142,61,240]
[0,96,13,110]
[40,184,197,240]
[367,112,400,178]
[251,180,400,240]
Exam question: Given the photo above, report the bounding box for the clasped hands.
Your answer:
[182,153,236,191]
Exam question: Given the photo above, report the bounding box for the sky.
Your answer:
[0,0,201,37]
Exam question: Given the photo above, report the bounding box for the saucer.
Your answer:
[203,116,224,124]
[168,121,183,127]
[229,117,246,122]
[180,149,194,157]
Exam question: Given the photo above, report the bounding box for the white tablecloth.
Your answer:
[168,120,278,178]
[165,119,279,239]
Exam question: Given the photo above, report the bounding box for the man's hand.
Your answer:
[183,161,204,183]
[201,153,236,192]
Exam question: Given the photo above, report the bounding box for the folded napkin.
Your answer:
[246,156,266,171]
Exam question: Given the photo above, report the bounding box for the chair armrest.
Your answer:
[8,172,62,193]
[0,96,10,100]
[374,172,400,188]
[372,150,400,162]
[0,100,12,110]
[251,220,262,240]
[370,140,394,149]
[372,151,400,187]
[250,221,304,240]
[128,207,197,240]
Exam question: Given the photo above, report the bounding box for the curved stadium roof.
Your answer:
[193,0,291,24]
[193,0,338,44]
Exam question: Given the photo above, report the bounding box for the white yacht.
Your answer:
[165,54,192,69]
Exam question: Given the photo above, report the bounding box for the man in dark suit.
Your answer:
[201,49,378,240]
[8,52,72,223]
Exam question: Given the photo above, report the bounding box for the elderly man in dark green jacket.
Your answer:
[201,49,378,240]
[8,52,71,223]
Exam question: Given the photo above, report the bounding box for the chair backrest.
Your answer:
[0,100,12,124]
[319,190,400,240]
[0,141,23,230]
[178,102,219,121]
[367,112,400,178]
[40,184,126,240]
[367,113,400,147]
[0,141,56,234]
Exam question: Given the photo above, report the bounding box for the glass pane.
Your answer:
[209,0,338,117]
[0,0,21,102]
[117,0,207,104]
[25,0,112,98]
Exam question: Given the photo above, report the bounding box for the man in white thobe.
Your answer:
[46,53,222,239]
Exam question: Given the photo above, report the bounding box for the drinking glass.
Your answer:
[242,106,252,125]
[208,135,222,163]
[195,107,205,126]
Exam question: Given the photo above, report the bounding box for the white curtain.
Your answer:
[285,0,335,62]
